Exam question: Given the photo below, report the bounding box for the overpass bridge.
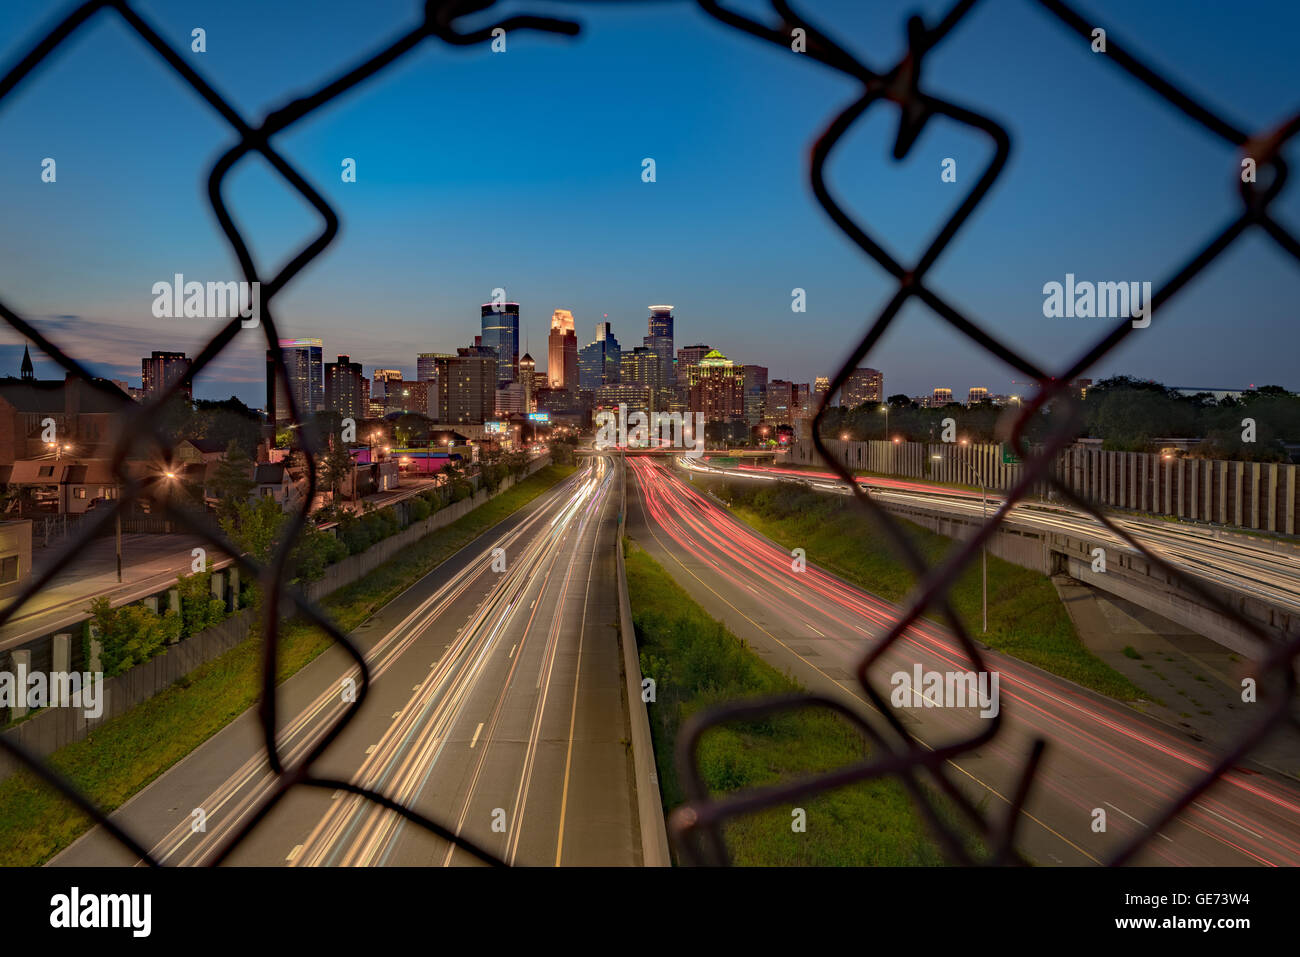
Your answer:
[681,456,1300,659]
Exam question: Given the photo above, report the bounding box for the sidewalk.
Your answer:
[0,533,228,653]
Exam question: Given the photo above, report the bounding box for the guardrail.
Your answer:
[614,457,672,866]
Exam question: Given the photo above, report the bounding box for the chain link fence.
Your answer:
[0,0,1295,867]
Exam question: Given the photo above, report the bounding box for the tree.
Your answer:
[320,439,354,501]
[220,494,285,565]
[208,440,255,517]
[479,446,504,493]
[187,396,262,458]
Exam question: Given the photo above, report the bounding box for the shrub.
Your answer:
[176,571,228,638]
[86,597,182,677]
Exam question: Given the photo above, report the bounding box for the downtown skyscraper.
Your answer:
[480,302,520,386]
[267,337,323,425]
[578,321,621,392]
[645,305,675,402]
[324,354,367,422]
[548,309,578,390]
[842,367,884,409]
[142,350,192,401]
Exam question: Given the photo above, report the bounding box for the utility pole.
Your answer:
[945,449,988,634]
[965,458,988,635]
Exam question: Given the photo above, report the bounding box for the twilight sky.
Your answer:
[0,0,1296,408]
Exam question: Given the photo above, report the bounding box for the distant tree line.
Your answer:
[818,377,1298,462]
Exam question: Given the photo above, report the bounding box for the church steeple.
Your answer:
[20,344,33,381]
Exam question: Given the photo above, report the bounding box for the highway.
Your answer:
[687,458,1300,615]
[628,455,1300,865]
[52,455,641,867]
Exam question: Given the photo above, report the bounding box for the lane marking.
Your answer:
[631,460,1103,865]
[1105,801,1174,843]
[1193,801,1264,841]
[470,722,484,749]
[508,643,517,658]
[286,844,303,862]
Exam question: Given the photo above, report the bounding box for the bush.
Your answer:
[408,497,431,522]
[86,597,182,678]
[290,525,344,583]
[337,512,372,555]
[176,571,228,638]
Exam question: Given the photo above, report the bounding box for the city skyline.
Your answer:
[1,0,1296,407]
[6,301,1276,416]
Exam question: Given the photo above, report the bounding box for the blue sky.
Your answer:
[0,0,1296,408]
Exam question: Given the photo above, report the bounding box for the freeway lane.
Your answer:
[629,456,1300,865]
[267,453,631,866]
[693,459,1300,615]
[53,456,639,867]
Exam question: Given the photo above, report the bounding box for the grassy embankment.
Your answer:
[0,464,576,866]
[626,541,981,865]
[697,475,1141,701]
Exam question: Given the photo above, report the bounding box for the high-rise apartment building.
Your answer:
[677,343,711,373]
[548,309,578,390]
[968,386,989,405]
[932,387,954,406]
[480,302,520,386]
[742,364,768,426]
[324,354,366,422]
[620,346,664,402]
[813,376,832,410]
[384,380,428,416]
[416,352,444,383]
[841,367,883,410]
[687,349,744,423]
[764,379,794,425]
[142,351,192,401]
[417,352,451,420]
[435,346,498,425]
[791,382,812,421]
[370,369,402,402]
[495,382,524,416]
[268,338,323,424]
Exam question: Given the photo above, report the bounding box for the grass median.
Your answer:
[625,540,981,865]
[698,474,1141,701]
[0,463,576,866]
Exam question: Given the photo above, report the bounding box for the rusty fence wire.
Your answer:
[673,0,1300,865]
[0,0,1294,867]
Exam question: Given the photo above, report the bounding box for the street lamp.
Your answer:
[950,446,989,635]
[880,403,888,440]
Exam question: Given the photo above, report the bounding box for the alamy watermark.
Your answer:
[890,664,1000,718]
[1042,273,1151,328]
[151,273,260,327]
[594,403,705,459]
[0,665,104,718]
[50,887,150,937]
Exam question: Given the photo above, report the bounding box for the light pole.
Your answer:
[953,441,988,634]
[880,403,888,440]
